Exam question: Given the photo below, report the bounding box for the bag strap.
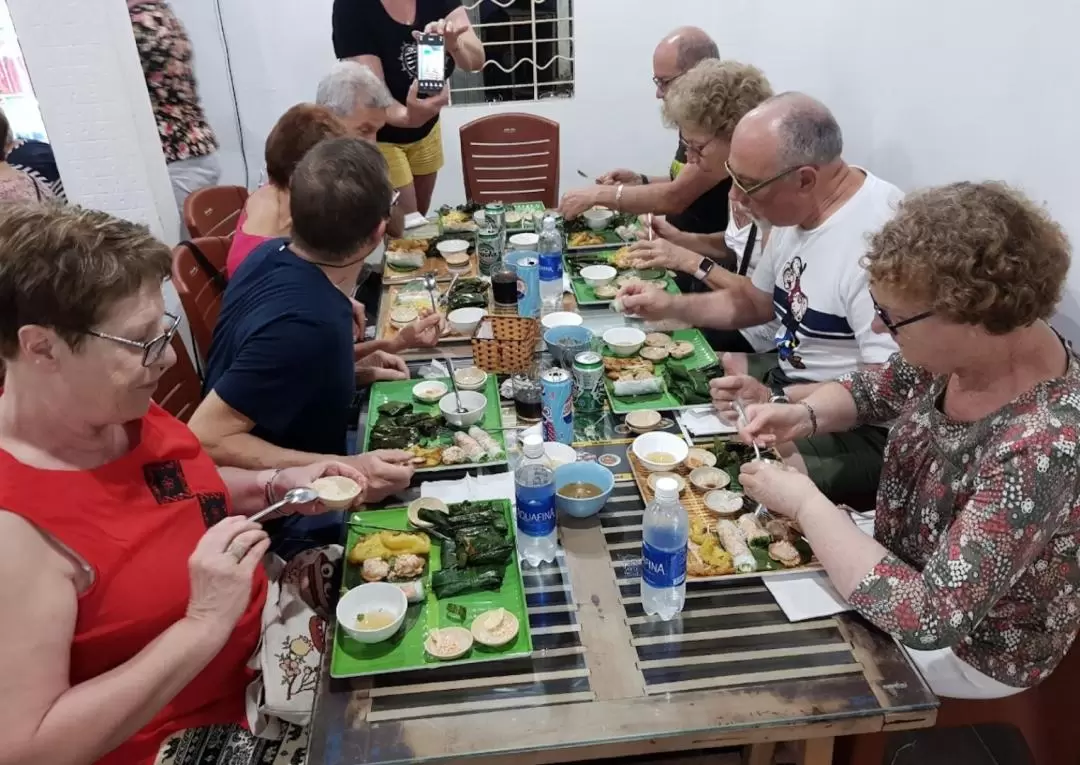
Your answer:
[736,223,757,277]
[178,239,228,293]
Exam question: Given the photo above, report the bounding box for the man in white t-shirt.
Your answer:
[619,92,900,504]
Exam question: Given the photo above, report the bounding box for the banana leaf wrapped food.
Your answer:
[432,566,505,598]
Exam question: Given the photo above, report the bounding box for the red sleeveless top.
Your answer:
[0,403,268,765]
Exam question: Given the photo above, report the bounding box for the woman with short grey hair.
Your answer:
[316,61,394,144]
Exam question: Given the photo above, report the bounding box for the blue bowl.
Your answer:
[554,461,615,518]
[544,325,594,366]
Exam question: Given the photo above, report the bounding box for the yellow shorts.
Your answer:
[378,122,444,189]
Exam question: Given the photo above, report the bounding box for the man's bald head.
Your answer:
[652,27,718,97]
[736,92,844,170]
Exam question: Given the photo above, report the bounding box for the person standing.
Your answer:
[0,108,52,203]
[331,0,484,216]
[129,1,220,231]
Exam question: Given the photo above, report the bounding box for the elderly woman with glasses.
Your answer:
[736,182,1080,699]
[0,203,366,764]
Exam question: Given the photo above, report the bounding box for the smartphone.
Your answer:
[416,34,446,97]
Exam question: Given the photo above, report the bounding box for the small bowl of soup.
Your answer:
[335,582,408,644]
[631,431,689,472]
[554,461,615,518]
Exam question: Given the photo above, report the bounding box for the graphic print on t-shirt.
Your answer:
[772,254,858,373]
[398,41,418,80]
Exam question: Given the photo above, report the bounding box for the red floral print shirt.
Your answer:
[130,2,217,163]
[840,349,1080,688]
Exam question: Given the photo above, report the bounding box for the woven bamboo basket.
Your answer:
[471,316,540,373]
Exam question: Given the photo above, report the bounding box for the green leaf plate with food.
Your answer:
[361,375,507,473]
[331,499,533,678]
[603,329,720,414]
[563,248,681,306]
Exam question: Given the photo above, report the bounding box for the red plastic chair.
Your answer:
[182,185,248,238]
[152,334,203,422]
[170,237,230,369]
[459,113,560,209]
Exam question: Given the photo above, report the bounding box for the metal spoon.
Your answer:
[444,356,468,414]
[731,399,772,522]
[249,486,319,524]
[423,272,439,316]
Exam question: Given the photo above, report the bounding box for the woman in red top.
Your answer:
[0,203,366,765]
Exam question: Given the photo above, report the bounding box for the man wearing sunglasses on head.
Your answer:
[619,93,901,506]
[557,26,732,242]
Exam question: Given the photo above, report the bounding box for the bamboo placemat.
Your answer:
[375,284,488,345]
[382,246,479,285]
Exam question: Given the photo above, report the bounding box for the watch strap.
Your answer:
[693,257,716,282]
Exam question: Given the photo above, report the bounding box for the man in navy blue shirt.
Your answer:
[189,138,416,545]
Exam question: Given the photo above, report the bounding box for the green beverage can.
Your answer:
[476,224,502,277]
[484,202,506,233]
[572,351,604,413]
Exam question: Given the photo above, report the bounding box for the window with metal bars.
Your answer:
[450,0,574,105]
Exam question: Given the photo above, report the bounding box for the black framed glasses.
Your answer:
[870,294,932,335]
[87,312,181,366]
[725,160,803,197]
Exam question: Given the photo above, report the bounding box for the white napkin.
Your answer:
[678,407,737,436]
[420,472,516,504]
[404,212,429,230]
[764,570,853,621]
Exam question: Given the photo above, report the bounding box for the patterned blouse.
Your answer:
[129,2,217,163]
[841,348,1080,688]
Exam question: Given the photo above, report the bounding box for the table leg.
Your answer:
[801,737,835,765]
[744,742,776,765]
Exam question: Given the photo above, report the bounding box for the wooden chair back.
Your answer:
[171,237,230,369]
[459,113,560,209]
[153,334,203,422]
[182,185,248,238]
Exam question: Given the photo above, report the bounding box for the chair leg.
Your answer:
[802,737,834,765]
[744,742,776,765]
[831,732,888,765]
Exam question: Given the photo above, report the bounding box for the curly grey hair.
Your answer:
[316,61,394,117]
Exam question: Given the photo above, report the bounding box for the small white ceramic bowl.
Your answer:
[447,307,487,336]
[508,232,539,251]
[647,471,686,494]
[452,366,489,392]
[583,208,615,231]
[541,312,584,331]
[336,582,408,644]
[631,431,690,472]
[686,447,718,469]
[543,441,578,468]
[436,239,470,257]
[625,409,662,434]
[580,264,617,288]
[603,327,647,357]
[413,380,448,403]
[438,390,487,428]
[689,466,730,492]
[704,489,744,516]
[310,475,362,510]
[407,497,449,528]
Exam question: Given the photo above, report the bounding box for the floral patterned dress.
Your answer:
[840,348,1080,688]
[129,1,217,163]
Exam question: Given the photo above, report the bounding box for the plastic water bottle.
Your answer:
[641,476,688,620]
[515,434,557,566]
[537,215,564,314]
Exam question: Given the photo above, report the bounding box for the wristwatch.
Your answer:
[693,257,716,282]
[640,173,650,185]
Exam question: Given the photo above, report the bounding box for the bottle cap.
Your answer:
[654,477,680,501]
[522,433,544,458]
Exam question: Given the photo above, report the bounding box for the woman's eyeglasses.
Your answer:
[870,294,932,335]
[87,312,181,366]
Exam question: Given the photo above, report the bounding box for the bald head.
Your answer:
[736,92,843,169]
[655,26,719,70]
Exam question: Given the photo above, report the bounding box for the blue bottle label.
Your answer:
[538,252,563,281]
[641,541,687,588]
[516,497,556,537]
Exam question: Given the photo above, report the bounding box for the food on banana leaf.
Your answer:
[738,514,772,549]
[446,277,490,311]
[666,362,721,406]
[348,531,431,565]
[768,540,802,568]
[716,519,756,573]
[432,566,505,598]
[612,375,664,397]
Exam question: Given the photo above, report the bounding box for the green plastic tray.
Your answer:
[603,329,719,414]
[361,375,507,473]
[563,249,681,306]
[330,502,533,678]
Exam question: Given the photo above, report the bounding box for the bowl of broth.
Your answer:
[336,582,408,644]
[554,461,615,518]
[631,431,689,472]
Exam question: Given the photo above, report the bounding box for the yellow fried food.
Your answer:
[699,536,734,574]
[569,232,605,247]
[388,238,429,254]
[689,518,710,546]
[612,247,634,269]
[348,531,431,565]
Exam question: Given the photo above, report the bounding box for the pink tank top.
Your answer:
[226,208,272,277]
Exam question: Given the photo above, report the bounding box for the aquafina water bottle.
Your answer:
[515,434,557,565]
[641,476,688,619]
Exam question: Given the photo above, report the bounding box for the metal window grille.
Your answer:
[449,0,574,105]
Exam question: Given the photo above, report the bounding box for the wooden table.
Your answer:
[311,308,938,764]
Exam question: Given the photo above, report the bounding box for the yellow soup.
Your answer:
[558,482,604,500]
[646,452,675,465]
[355,609,396,630]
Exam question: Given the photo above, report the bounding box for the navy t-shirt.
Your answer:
[203,239,356,456]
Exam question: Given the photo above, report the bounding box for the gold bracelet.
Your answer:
[263,468,284,505]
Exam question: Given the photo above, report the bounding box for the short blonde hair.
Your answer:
[865,182,1071,335]
[663,59,773,141]
[0,203,171,358]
